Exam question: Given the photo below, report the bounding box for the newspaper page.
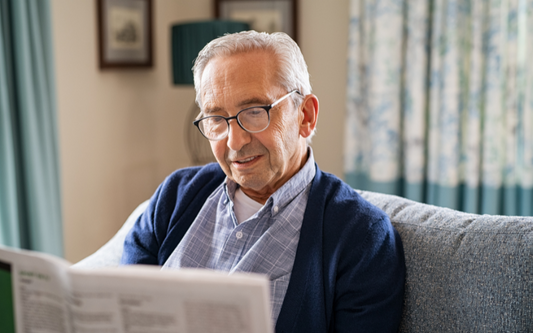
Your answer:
[0,246,72,333]
[0,246,273,333]
[68,266,273,333]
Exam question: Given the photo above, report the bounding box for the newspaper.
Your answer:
[0,246,272,333]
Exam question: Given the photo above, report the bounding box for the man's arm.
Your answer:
[120,185,164,265]
[333,214,405,332]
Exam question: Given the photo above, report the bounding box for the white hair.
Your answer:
[192,31,315,142]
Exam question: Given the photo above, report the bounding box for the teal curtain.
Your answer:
[345,0,533,216]
[0,0,62,255]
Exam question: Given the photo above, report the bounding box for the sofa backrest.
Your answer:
[358,190,533,332]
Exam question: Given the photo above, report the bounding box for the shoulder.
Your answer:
[157,163,225,195]
[148,163,226,224]
[311,167,389,224]
[163,162,225,186]
[310,167,394,251]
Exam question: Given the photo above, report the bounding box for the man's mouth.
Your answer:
[235,156,257,164]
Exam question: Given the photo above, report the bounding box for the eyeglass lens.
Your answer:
[198,107,270,140]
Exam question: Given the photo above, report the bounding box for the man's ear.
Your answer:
[299,94,319,138]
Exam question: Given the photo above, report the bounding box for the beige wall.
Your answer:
[300,1,349,178]
[51,0,349,262]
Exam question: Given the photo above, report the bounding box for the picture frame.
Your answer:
[97,0,153,68]
[215,0,298,43]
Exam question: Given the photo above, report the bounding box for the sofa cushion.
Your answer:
[358,190,533,332]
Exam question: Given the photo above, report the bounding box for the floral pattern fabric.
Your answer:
[345,0,533,215]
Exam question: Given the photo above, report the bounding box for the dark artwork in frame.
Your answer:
[97,0,153,69]
[215,0,298,43]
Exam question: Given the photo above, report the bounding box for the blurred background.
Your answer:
[3,0,533,263]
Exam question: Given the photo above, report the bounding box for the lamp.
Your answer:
[171,20,250,165]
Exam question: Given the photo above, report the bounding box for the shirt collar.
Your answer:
[224,147,316,215]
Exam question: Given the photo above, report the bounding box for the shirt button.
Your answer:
[274,206,279,213]
[236,231,243,239]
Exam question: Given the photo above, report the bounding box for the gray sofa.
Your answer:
[75,190,533,332]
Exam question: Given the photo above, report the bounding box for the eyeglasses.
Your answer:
[193,90,301,141]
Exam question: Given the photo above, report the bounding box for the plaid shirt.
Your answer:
[163,149,316,322]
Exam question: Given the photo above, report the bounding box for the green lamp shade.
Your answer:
[172,21,250,85]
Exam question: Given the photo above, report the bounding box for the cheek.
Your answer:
[210,141,227,163]
[265,114,299,155]
[280,111,300,139]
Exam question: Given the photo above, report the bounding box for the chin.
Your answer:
[236,177,267,191]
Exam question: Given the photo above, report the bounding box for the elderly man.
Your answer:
[121,31,405,332]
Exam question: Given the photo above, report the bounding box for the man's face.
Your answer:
[199,50,308,203]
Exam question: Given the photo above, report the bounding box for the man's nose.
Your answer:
[226,119,251,151]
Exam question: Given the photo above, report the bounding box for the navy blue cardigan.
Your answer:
[121,163,405,332]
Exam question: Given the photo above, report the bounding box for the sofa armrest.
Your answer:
[72,200,149,268]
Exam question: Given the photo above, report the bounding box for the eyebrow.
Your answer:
[237,97,271,108]
[202,96,272,116]
[201,106,224,116]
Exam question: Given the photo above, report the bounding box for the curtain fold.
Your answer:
[345,0,533,216]
[0,0,62,255]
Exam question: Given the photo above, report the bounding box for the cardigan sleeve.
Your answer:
[331,205,405,332]
[120,180,168,265]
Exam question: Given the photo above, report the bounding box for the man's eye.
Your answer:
[202,116,225,126]
[211,117,225,124]
[244,108,265,117]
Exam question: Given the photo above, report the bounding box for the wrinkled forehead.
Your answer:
[198,51,282,108]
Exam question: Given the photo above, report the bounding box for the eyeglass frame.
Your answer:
[193,89,302,141]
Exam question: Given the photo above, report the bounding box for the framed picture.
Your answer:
[215,0,298,43]
[97,0,153,68]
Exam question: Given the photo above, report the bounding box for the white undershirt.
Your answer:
[233,187,263,224]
